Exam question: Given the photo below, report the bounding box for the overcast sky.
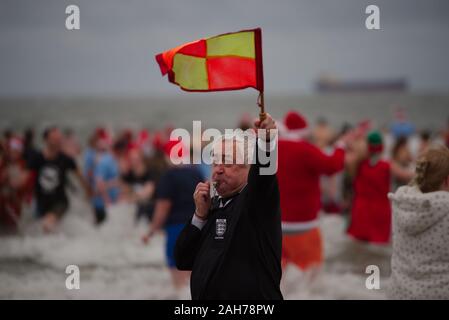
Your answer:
[1,0,449,97]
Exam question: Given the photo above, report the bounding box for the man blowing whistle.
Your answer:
[174,113,283,300]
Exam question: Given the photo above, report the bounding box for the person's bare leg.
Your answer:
[280,258,288,287]
[180,270,191,286]
[42,212,58,233]
[170,269,190,290]
[170,269,191,299]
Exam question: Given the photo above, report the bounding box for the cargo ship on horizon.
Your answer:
[316,74,408,93]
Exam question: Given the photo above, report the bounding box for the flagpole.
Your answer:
[258,91,266,121]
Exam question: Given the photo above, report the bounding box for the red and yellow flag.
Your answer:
[155,28,264,92]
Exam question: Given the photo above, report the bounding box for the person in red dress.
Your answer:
[347,131,413,244]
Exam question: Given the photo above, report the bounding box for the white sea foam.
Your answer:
[0,193,390,299]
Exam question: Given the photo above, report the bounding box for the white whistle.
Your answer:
[211,181,218,198]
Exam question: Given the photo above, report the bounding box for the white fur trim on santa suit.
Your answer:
[277,121,310,141]
[281,219,320,233]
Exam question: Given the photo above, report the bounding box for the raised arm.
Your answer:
[247,113,280,221]
[304,142,345,176]
[391,161,415,182]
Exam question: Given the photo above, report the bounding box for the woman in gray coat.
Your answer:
[388,145,449,299]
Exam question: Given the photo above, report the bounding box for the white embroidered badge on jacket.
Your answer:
[215,219,227,239]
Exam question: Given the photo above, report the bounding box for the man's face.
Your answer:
[211,141,250,198]
[47,129,63,150]
[129,150,144,170]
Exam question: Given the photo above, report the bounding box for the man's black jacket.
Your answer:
[174,158,283,300]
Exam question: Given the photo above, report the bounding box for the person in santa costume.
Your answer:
[347,131,413,244]
[277,111,348,273]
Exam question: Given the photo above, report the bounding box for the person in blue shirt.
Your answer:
[142,140,203,291]
[91,137,120,225]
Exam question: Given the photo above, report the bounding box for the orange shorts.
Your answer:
[281,227,323,270]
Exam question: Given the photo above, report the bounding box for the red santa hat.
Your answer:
[95,127,112,147]
[163,139,187,163]
[136,129,150,148]
[279,111,310,141]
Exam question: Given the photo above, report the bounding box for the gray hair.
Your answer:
[211,131,256,165]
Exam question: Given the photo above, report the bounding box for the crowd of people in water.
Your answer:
[1,108,449,298]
